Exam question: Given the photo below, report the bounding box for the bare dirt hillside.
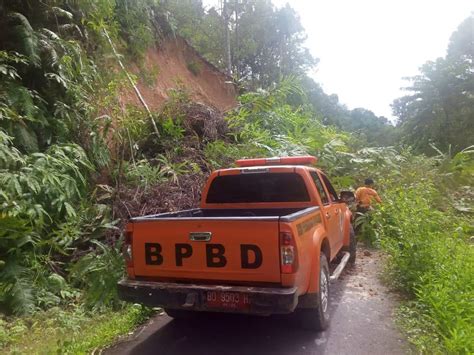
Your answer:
[121,36,237,112]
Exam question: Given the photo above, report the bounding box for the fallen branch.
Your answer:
[102,28,160,137]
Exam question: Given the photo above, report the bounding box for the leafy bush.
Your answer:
[187,60,201,76]
[70,241,125,310]
[368,171,473,353]
[122,159,167,188]
[0,129,118,315]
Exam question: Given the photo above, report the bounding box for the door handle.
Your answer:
[189,232,212,242]
[326,212,331,219]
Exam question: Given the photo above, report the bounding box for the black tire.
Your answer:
[347,225,356,265]
[295,254,330,331]
[164,308,196,319]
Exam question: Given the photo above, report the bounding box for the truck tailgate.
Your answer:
[132,219,281,283]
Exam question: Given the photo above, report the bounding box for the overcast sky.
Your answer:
[205,0,473,120]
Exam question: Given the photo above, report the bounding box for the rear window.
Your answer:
[206,173,310,203]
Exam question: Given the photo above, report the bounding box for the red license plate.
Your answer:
[205,291,251,310]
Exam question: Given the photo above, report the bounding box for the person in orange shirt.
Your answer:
[354,178,382,234]
[355,178,382,212]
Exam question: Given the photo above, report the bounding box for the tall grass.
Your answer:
[366,153,474,353]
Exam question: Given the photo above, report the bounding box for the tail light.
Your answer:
[123,226,133,267]
[280,231,298,273]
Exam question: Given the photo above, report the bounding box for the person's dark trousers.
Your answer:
[355,205,370,234]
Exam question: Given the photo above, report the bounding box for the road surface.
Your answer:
[106,248,408,355]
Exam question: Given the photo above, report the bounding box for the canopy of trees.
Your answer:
[163,0,316,88]
[162,0,395,146]
[392,14,474,154]
[300,77,397,146]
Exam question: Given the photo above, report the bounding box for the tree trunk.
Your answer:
[223,0,232,76]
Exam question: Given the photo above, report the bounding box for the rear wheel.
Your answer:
[164,308,196,319]
[295,254,330,331]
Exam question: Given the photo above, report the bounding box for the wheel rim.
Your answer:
[320,270,329,313]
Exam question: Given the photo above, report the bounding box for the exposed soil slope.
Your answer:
[121,36,237,112]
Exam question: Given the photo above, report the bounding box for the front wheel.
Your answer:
[295,254,330,331]
[348,225,356,264]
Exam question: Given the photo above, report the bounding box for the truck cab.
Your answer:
[118,156,355,331]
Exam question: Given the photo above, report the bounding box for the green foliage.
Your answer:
[163,0,316,88]
[0,140,93,230]
[139,63,160,87]
[374,187,473,352]
[70,241,124,310]
[354,151,474,353]
[0,244,35,315]
[156,153,192,184]
[299,77,397,147]
[227,1,317,88]
[0,304,154,353]
[160,0,223,66]
[115,0,157,60]
[204,140,266,170]
[157,1,394,146]
[49,203,116,255]
[393,14,474,154]
[0,2,115,315]
[0,150,114,313]
[187,60,202,76]
[119,105,152,153]
[226,77,350,158]
[122,159,167,188]
[61,305,154,353]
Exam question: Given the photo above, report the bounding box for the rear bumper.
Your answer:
[118,279,298,315]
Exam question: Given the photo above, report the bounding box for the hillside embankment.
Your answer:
[121,36,237,113]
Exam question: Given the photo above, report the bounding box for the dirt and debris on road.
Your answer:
[106,247,408,355]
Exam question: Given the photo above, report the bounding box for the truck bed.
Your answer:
[131,207,319,221]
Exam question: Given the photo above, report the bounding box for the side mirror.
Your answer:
[340,190,355,204]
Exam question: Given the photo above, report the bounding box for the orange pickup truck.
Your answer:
[118,156,356,330]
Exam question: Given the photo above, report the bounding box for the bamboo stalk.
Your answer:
[102,28,160,137]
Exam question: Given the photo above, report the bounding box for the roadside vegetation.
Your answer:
[1,304,153,353]
[359,148,473,353]
[0,1,472,353]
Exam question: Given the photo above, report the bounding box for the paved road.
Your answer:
[107,248,408,355]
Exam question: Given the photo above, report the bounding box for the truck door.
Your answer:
[310,171,342,260]
[320,173,345,251]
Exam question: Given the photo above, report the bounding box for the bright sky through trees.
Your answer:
[205,0,473,120]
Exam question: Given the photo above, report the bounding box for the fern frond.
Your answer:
[0,256,35,315]
[58,24,84,38]
[13,123,39,153]
[7,12,40,66]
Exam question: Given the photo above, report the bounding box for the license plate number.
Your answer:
[205,291,250,310]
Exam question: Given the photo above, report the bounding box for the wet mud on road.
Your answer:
[106,247,408,355]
